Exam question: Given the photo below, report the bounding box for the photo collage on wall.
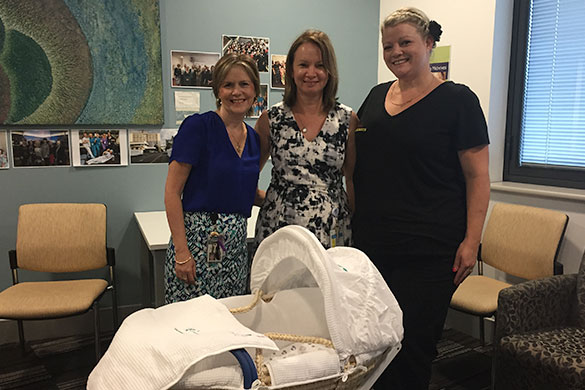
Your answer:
[0,128,184,170]
[171,34,288,121]
[1,31,290,172]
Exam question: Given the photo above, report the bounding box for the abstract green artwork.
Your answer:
[0,0,163,125]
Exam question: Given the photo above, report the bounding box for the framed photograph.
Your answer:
[71,130,128,167]
[171,50,220,88]
[222,35,269,72]
[10,130,71,168]
[248,84,268,119]
[0,131,8,169]
[271,54,286,89]
[129,129,177,164]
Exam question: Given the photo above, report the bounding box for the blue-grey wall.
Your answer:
[0,0,379,307]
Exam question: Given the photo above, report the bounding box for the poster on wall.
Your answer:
[129,129,176,165]
[0,1,163,125]
[171,50,220,88]
[71,130,128,167]
[174,91,200,125]
[430,45,451,81]
[10,130,71,168]
[222,35,269,72]
[0,131,9,169]
[248,84,268,119]
[271,54,286,89]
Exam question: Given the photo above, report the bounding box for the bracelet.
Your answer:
[175,255,192,265]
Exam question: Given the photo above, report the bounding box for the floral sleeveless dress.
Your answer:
[254,101,353,249]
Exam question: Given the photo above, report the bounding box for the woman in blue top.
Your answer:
[164,54,261,303]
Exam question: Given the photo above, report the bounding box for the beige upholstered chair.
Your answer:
[0,203,118,361]
[450,202,568,345]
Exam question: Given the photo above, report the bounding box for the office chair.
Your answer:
[0,203,118,361]
[493,252,585,389]
[450,202,568,345]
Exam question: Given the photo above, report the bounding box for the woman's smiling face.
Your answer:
[382,22,433,80]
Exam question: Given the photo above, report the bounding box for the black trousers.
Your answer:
[357,240,458,390]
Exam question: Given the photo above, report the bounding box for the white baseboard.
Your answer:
[0,304,141,345]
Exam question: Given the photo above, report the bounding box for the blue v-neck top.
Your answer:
[170,111,260,217]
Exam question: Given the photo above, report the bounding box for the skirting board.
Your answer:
[0,304,141,345]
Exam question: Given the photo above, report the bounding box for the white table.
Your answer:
[135,208,258,307]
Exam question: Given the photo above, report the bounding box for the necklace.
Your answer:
[227,123,247,155]
[294,110,325,135]
[389,78,436,107]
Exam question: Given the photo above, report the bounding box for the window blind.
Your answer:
[520,0,585,168]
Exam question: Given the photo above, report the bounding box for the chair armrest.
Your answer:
[495,274,577,342]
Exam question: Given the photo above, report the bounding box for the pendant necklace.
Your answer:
[389,78,435,107]
[228,123,246,155]
[296,116,308,134]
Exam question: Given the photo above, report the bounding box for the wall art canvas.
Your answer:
[10,130,71,168]
[0,1,163,125]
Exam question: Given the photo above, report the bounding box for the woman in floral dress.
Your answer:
[254,30,358,248]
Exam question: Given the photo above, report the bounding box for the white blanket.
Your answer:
[88,295,278,390]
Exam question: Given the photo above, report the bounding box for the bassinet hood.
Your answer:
[250,225,403,362]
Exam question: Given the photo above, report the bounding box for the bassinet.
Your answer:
[87,225,403,389]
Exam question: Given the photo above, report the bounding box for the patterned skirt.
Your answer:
[165,211,248,304]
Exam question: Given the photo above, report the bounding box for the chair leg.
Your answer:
[479,316,485,346]
[17,320,25,354]
[491,316,497,347]
[111,288,118,331]
[93,301,101,362]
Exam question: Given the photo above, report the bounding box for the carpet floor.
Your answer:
[0,328,491,389]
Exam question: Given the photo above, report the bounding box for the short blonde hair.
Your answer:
[381,7,440,47]
[212,53,261,114]
[284,29,338,112]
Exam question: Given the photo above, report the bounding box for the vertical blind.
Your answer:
[520,0,585,168]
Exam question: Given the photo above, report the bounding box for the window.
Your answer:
[504,0,585,189]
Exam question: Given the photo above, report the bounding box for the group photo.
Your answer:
[71,130,127,167]
[10,131,70,168]
[271,54,286,89]
[171,50,220,88]
[222,35,269,72]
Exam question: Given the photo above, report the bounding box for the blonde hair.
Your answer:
[284,29,338,112]
[381,7,440,47]
[212,53,261,115]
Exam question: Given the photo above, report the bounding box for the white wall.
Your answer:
[378,0,585,339]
